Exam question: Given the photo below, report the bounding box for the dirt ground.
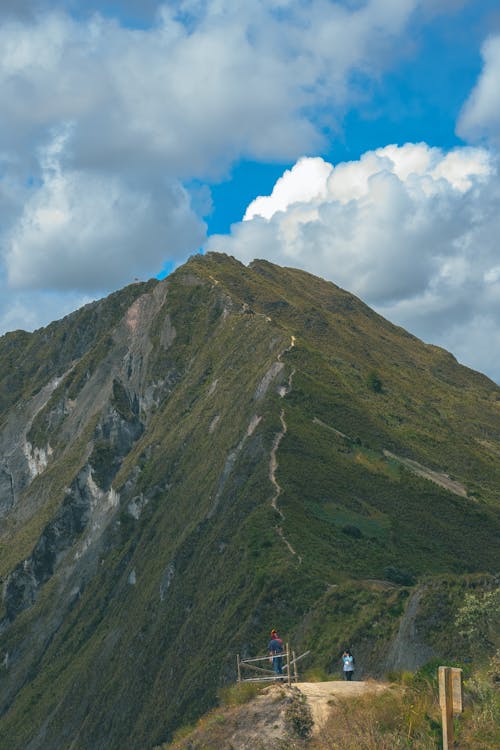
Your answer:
[295,680,388,733]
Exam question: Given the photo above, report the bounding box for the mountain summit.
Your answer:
[1,253,499,749]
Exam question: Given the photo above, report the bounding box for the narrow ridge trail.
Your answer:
[269,336,301,562]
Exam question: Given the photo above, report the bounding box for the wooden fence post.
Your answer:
[292,649,299,683]
[450,667,463,716]
[236,649,310,684]
[439,666,462,749]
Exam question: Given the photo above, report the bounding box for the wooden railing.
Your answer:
[237,645,310,685]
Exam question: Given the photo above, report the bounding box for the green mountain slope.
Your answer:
[0,253,498,749]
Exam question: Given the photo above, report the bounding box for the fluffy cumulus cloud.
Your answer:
[1,0,499,385]
[207,144,500,380]
[0,1,423,178]
[0,0,428,327]
[5,129,205,291]
[458,34,500,144]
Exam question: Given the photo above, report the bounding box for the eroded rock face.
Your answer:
[0,372,76,520]
[0,467,14,516]
[2,390,147,627]
[23,442,53,480]
[382,588,436,672]
[0,286,168,640]
[90,404,144,492]
[0,434,35,521]
[3,466,94,623]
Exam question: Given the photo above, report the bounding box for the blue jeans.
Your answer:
[272,655,283,675]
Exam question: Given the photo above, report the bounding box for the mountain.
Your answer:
[0,252,499,749]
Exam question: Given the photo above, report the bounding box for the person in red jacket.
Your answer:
[268,629,284,676]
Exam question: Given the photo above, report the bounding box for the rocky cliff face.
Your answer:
[0,253,499,749]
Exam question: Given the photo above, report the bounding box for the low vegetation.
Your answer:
[159,655,499,750]
[312,658,499,750]
[160,683,313,750]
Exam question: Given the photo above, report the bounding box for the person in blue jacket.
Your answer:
[342,649,354,680]
[268,629,284,676]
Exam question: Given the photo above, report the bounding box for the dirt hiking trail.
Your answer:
[296,680,388,733]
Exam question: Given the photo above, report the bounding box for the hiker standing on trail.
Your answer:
[342,649,354,681]
[268,629,284,676]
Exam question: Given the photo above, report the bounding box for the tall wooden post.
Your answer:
[237,654,241,684]
[439,666,462,749]
[286,643,291,686]
[439,667,453,749]
[292,649,299,683]
[450,667,463,716]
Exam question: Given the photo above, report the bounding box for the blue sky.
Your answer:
[209,1,498,234]
[1,1,500,381]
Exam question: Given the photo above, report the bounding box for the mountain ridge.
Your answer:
[0,252,498,749]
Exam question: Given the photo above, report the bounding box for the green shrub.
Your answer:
[217,682,262,707]
[384,566,416,586]
[341,524,362,538]
[367,371,383,393]
[455,588,500,650]
[285,693,313,738]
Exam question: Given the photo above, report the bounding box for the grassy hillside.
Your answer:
[160,654,500,750]
[0,253,498,749]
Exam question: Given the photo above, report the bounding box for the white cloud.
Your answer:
[0,284,93,335]
[0,3,424,179]
[4,129,205,291]
[0,0,493,350]
[458,34,500,145]
[207,144,500,380]
[0,0,434,314]
[244,158,333,221]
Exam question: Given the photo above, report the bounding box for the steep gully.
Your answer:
[269,336,301,563]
